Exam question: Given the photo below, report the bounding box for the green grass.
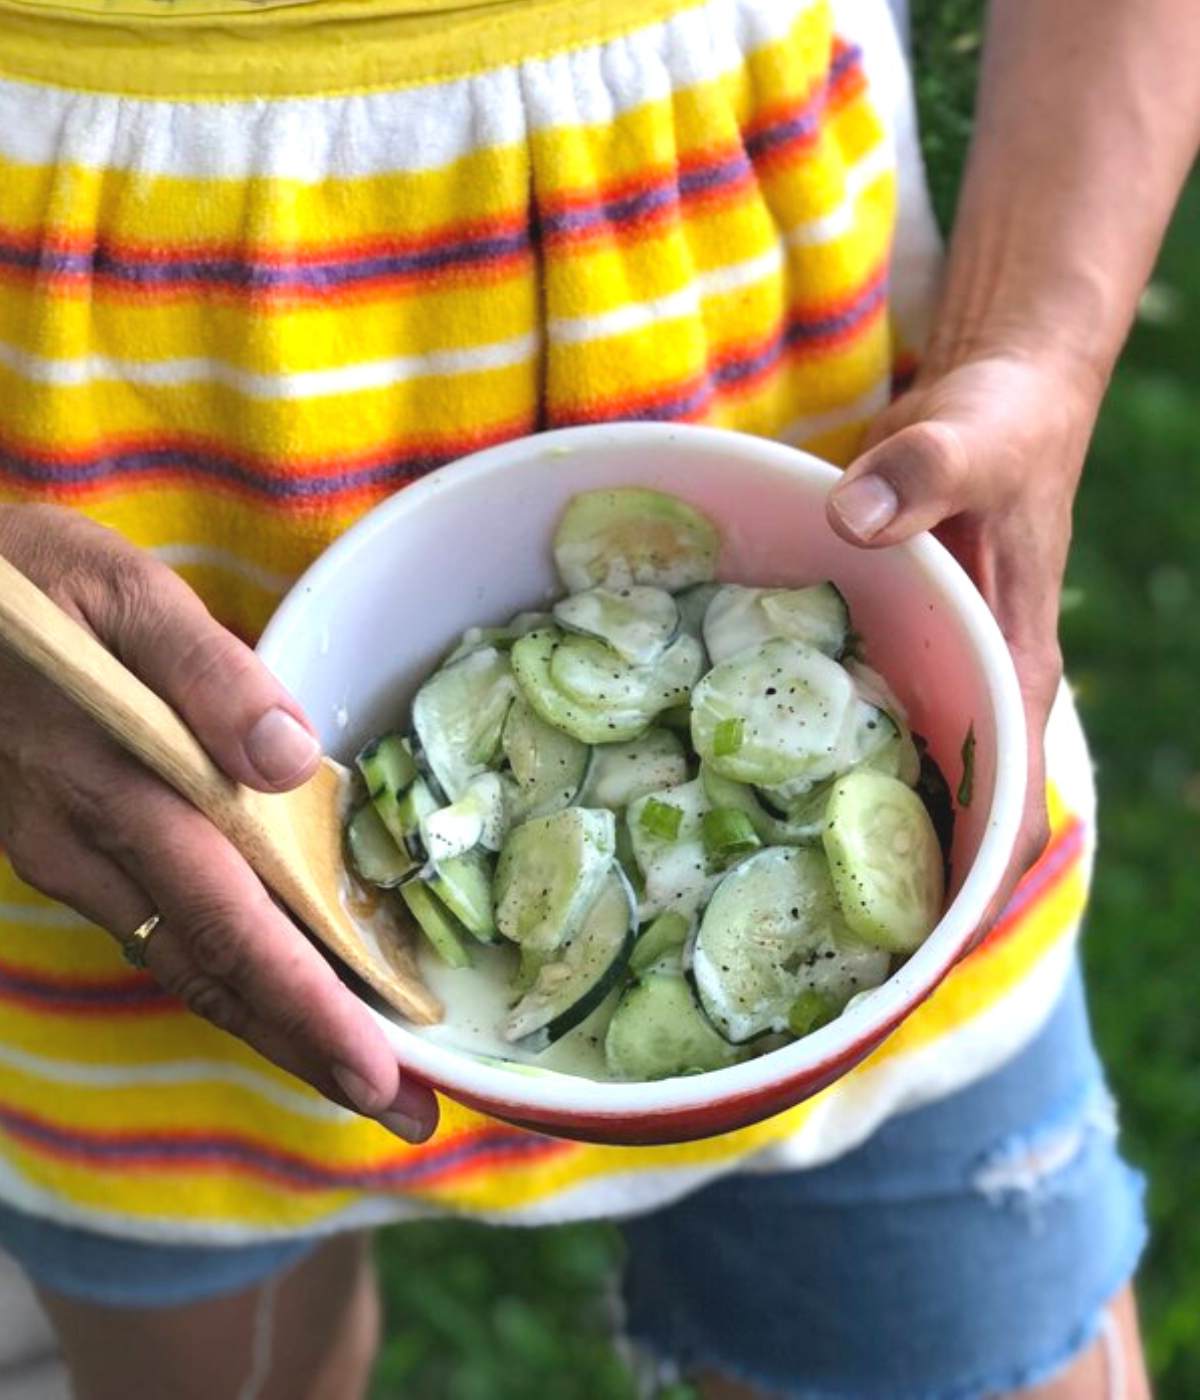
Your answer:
[1065,171,1200,1394]
[370,17,1200,1396]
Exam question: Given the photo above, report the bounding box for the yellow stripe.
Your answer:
[0,279,541,368]
[0,147,532,246]
[0,0,739,99]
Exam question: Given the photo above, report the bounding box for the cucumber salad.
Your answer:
[343,488,953,1083]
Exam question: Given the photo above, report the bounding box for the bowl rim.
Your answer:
[258,422,1027,1119]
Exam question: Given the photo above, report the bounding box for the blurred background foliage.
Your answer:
[372,4,1200,1394]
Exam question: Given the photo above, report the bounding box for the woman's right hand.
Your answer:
[0,503,439,1142]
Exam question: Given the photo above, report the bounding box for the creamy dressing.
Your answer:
[417,943,611,1080]
[335,763,611,1080]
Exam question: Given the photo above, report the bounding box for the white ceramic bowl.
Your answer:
[258,423,1025,1144]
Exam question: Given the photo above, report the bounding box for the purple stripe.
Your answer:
[0,443,450,500]
[540,181,680,239]
[677,151,754,199]
[830,40,863,81]
[0,1106,556,1189]
[715,277,887,389]
[744,41,862,161]
[0,230,531,292]
[0,968,172,1009]
[744,104,823,161]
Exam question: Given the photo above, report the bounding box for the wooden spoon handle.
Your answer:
[0,553,247,828]
[0,553,443,1026]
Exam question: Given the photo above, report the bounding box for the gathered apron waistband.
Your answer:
[0,0,718,98]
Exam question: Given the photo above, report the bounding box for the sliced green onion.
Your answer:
[787,989,838,1038]
[701,808,761,865]
[629,911,691,978]
[713,717,744,757]
[639,798,683,841]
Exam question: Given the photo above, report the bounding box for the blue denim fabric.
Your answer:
[621,963,1147,1399]
[0,1206,317,1309]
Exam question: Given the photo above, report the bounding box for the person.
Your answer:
[0,0,1195,1395]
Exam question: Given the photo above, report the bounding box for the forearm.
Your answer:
[928,0,1200,390]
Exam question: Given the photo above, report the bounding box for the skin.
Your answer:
[0,506,438,1144]
[8,0,1200,1393]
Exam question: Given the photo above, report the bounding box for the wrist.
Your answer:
[918,322,1109,423]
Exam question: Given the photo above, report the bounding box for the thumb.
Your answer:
[97,550,322,792]
[827,420,983,548]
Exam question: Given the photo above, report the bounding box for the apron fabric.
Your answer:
[0,0,1093,1244]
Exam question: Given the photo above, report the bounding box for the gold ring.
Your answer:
[121,913,163,971]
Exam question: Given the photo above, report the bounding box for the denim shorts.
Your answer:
[0,964,1146,1399]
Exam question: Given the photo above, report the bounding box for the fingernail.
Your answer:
[379,1082,437,1143]
[332,1063,384,1116]
[830,474,899,540]
[378,1108,435,1144]
[245,707,321,787]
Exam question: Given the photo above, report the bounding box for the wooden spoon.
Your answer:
[0,555,442,1025]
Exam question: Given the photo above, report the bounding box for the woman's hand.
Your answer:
[826,352,1101,943]
[0,504,438,1141]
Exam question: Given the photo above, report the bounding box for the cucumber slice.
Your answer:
[605,973,743,1080]
[843,657,908,723]
[822,770,945,953]
[699,766,822,846]
[553,585,681,666]
[579,728,689,812]
[614,819,644,897]
[759,584,849,657]
[692,847,890,1043]
[355,732,418,801]
[549,633,702,715]
[626,777,722,920]
[419,772,509,863]
[355,733,425,849]
[674,581,722,643]
[702,584,849,667]
[503,869,636,1047]
[495,807,617,954]
[344,801,417,889]
[401,880,471,968]
[749,703,900,836]
[425,849,497,943]
[501,700,592,822]
[511,630,650,744]
[843,659,920,785]
[628,909,692,979]
[443,611,553,665]
[691,637,856,786]
[554,488,719,593]
[393,776,440,847]
[412,647,517,801]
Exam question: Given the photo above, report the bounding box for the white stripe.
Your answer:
[151,544,297,596]
[778,377,891,446]
[0,0,818,179]
[0,1041,353,1123]
[0,333,539,399]
[785,141,895,247]
[834,0,944,352]
[548,245,783,344]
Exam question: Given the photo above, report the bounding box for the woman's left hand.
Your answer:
[825,351,1102,947]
